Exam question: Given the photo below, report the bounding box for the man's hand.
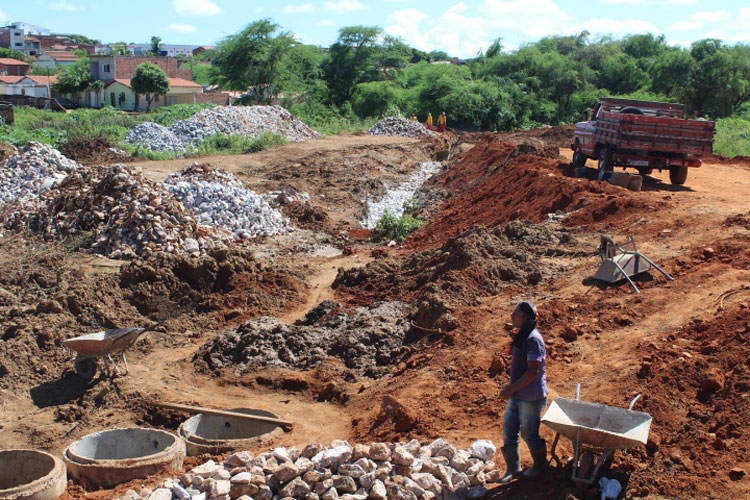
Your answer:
[500,386,514,399]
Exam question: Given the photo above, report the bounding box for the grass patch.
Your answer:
[370,208,425,243]
[713,117,750,158]
[193,132,288,155]
[146,103,215,126]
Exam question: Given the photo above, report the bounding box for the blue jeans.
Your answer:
[503,396,547,450]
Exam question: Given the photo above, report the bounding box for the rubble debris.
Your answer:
[1,164,219,259]
[201,301,414,377]
[115,439,501,500]
[0,141,81,205]
[362,161,442,229]
[164,164,289,239]
[368,117,438,138]
[126,106,319,152]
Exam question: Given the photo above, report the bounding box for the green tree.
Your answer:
[111,44,131,56]
[150,36,163,56]
[30,66,59,76]
[130,63,170,111]
[68,34,100,45]
[209,19,295,99]
[377,35,412,74]
[0,47,27,61]
[53,54,92,97]
[322,26,382,106]
[276,44,325,96]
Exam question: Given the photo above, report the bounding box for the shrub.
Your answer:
[371,209,425,243]
[713,117,750,158]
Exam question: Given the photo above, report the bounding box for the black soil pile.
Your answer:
[333,221,586,330]
[200,301,415,378]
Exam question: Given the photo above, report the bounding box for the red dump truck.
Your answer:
[571,97,715,185]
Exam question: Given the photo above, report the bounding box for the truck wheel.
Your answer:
[637,167,653,177]
[572,146,587,167]
[669,166,688,185]
[597,148,613,181]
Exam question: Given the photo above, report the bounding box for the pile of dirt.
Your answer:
[59,137,131,166]
[618,303,750,498]
[724,211,750,230]
[281,200,332,232]
[200,300,415,378]
[496,124,575,149]
[0,240,306,394]
[408,138,663,250]
[119,247,307,320]
[334,221,586,330]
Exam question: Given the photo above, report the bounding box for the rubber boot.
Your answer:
[499,444,521,483]
[523,444,548,479]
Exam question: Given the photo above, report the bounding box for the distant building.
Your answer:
[102,77,203,111]
[192,46,215,57]
[0,75,24,93]
[89,55,193,81]
[129,44,197,58]
[0,22,52,55]
[33,50,80,69]
[5,74,58,98]
[0,58,30,76]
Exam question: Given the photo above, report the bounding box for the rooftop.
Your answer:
[0,58,31,66]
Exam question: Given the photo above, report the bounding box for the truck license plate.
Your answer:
[630,160,649,166]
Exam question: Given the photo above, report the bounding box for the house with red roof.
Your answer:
[0,58,30,76]
[102,77,203,111]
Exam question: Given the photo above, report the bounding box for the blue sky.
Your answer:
[1,0,748,58]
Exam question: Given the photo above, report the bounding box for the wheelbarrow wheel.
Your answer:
[575,451,595,496]
[75,358,97,380]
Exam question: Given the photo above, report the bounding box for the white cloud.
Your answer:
[172,0,222,16]
[602,0,645,4]
[668,40,692,48]
[691,10,730,23]
[671,20,702,31]
[385,0,572,58]
[0,10,9,24]
[167,23,198,33]
[284,3,314,14]
[324,0,365,12]
[665,0,697,4]
[49,1,85,11]
[315,19,336,27]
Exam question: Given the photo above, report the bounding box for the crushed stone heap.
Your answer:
[126,105,320,152]
[163,163,289,239]
[202,301,413,377]
[125,122,185,152]
[368,116,438,138]
[1,164,220,259]
[115,438,502,500]
[0,142,81,205]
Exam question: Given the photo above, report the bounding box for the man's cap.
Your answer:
[516,301,537,319]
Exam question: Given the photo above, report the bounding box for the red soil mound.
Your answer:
[407,138,663,251]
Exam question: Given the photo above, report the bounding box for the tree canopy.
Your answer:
[130,63,170,112]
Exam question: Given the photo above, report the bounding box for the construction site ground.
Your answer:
[0,129,748,500]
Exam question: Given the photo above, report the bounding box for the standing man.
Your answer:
[410,113,418,122]
[426,112,433,130]
[437,111,447,132]
[499,301,549,483]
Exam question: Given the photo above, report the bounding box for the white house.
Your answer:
[5,75,57,98]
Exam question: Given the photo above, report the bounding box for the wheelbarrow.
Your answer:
[62,321,166,380]
[542,386,652,493]
[593,235,673,293]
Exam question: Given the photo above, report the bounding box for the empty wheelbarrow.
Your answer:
[542,388,652,491]
[62,321,165,380]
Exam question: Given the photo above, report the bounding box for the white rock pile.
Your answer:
[0,141,81,205]
[126,105,320,152]
[164,164,289,240]
[368,117,438,138]
[362,162,442,229]
[126,122,185,152]
[116,438,502,500]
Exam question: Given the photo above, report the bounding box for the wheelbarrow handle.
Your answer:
[628,393,642,410]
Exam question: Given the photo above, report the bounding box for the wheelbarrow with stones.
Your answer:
[542,386,652,492]
[62,321,166,380]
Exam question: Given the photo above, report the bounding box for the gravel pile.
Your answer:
[202,301,413,377]
[126,105,319,152]
[362,161,442,229]
[125,123,185,152]
[0,142,81,206]
[368,117,438,138]
[164,164,289,239]
[116,438,503,500]
[1,164,220,259]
